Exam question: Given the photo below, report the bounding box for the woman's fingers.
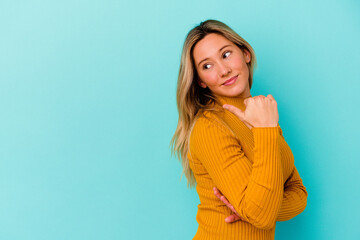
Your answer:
[213,187,243,223]
[254,95,265,100]
[244,97,252,105]
[267,94,275,101]
[220,195,233,210]
[213,187,222,199]
[225,214,241,223]
[223,104,253,129]
[222,104,245,121]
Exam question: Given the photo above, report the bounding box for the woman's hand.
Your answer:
[223,94,279,129]
[213,187,245,223]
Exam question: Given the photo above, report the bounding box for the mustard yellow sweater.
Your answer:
[188,94,308,240]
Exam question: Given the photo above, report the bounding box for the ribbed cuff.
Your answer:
[250,126,282,191]
[251,126,280,168]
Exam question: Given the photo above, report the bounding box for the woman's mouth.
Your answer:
[222,75,238,86]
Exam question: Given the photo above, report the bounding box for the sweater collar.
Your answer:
[214,94,252,111]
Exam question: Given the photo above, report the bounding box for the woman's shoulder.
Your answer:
[191,110,231,140]
[189,110,238,159]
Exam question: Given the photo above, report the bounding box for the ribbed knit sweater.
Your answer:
[187,94,308,240]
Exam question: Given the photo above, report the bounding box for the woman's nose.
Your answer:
[218,62,231,77]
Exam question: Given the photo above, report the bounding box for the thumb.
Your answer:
[223,104,245,121]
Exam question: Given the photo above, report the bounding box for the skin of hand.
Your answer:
[223,94,279,129]
[213,187,243,223]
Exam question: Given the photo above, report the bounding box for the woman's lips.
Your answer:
[223,75,238,86]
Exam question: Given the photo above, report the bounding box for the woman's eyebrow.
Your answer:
[197,44,232,67]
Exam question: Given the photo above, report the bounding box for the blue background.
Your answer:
[1,0,359,239]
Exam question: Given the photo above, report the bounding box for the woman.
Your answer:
[170,19,308,239]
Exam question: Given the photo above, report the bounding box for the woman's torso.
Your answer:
[188,104,295,240]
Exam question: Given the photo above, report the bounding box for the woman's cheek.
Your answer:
[206,73,218,86]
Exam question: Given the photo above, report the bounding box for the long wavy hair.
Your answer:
[170,19,257,188]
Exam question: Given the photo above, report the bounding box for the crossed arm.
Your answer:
[213,158,308,223]
[191,115,307,227]
[190,116,285,230]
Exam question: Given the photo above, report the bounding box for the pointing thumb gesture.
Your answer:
[223,104,254,130]
[222,95,279,130]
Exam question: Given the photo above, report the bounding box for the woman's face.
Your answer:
[192,33,251,98]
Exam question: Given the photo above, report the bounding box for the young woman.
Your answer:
[170,19,308,240]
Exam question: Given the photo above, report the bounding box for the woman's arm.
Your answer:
[213,166,308,223]
[190,115,284,230]
[276,166,308,221]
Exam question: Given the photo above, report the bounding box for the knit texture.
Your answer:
[188,94,308,240]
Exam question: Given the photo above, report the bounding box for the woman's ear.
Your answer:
[197,79,207,88]
[243,49,251,63]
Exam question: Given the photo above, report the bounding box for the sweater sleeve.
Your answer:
[190,117,284,230]
[276,166,308,221]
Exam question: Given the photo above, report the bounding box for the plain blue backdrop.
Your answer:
[0,0,359,239]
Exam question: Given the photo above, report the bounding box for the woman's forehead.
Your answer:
[193,33,235,64]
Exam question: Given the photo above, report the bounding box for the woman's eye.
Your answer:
[203,64,211,70]
[202,52,230,70]
[223,51,231,58]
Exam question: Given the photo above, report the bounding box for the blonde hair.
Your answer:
[170,19,257,188]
